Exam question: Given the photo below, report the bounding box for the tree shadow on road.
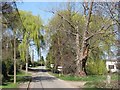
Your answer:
[31,76,57,82]
[28,67,56,82]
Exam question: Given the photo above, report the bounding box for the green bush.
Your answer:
[2,61,8,78]
[5,59,13,73]
[86,59,107,75]
[8,64,14,75]
[3,59,20,75]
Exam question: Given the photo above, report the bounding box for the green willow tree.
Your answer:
[18,10,43,74]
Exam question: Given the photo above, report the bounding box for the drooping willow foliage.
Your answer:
[18,10,43,61]
[1,1,44,62]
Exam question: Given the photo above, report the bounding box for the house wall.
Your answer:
[106,61,118,72]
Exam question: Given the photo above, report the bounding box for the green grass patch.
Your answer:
[49,72,118,89]
[49,72,118,81]
[0,83,17,88]
[0,70,32,88]
[16,70,32,76]
[84,80,118,89]
[111,74,118,80]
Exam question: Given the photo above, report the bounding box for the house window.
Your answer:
[108,65,114,69]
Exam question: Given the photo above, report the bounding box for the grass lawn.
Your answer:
[0,70,32,88]
[49,72,118,89]
[49,72,118,81]
[0,83,18,88]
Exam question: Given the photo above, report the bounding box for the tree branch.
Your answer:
[85,23,117,41]
[43,10,83,37]
[106,3,120,25]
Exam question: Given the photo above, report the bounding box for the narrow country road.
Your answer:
[25,66,80,89]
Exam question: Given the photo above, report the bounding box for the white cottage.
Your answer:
[106,59,119,73]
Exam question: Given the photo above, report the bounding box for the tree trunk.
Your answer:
[81,1,93,76]
[81,43,89,75]
[39,48,41,66]
[58,34,63,75]
[75,26,82,76]
[14,30,16,84]
[76,1,93,76]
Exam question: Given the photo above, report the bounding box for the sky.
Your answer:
[16,2,67,61]
[16,2,58,25]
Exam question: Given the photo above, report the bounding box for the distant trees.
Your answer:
[39,56,45,66]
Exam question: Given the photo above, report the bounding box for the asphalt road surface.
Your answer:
[28,66,78,90]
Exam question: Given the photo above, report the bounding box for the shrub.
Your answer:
[86,59,107,75]
[8,64,14,75]
[2,61,8,78]
[3,59,20,75]
[5,59,13,73]
[34,61,40,67]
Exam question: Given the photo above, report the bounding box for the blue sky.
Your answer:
[16,2,65,24]
[16,2,65,61]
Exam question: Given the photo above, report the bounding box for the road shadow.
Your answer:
[28,67,57,82]
[31,76,57,82]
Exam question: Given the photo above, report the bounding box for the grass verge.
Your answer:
[0,70,32,88]
[49,72,118,89]
[49,72,118,81]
